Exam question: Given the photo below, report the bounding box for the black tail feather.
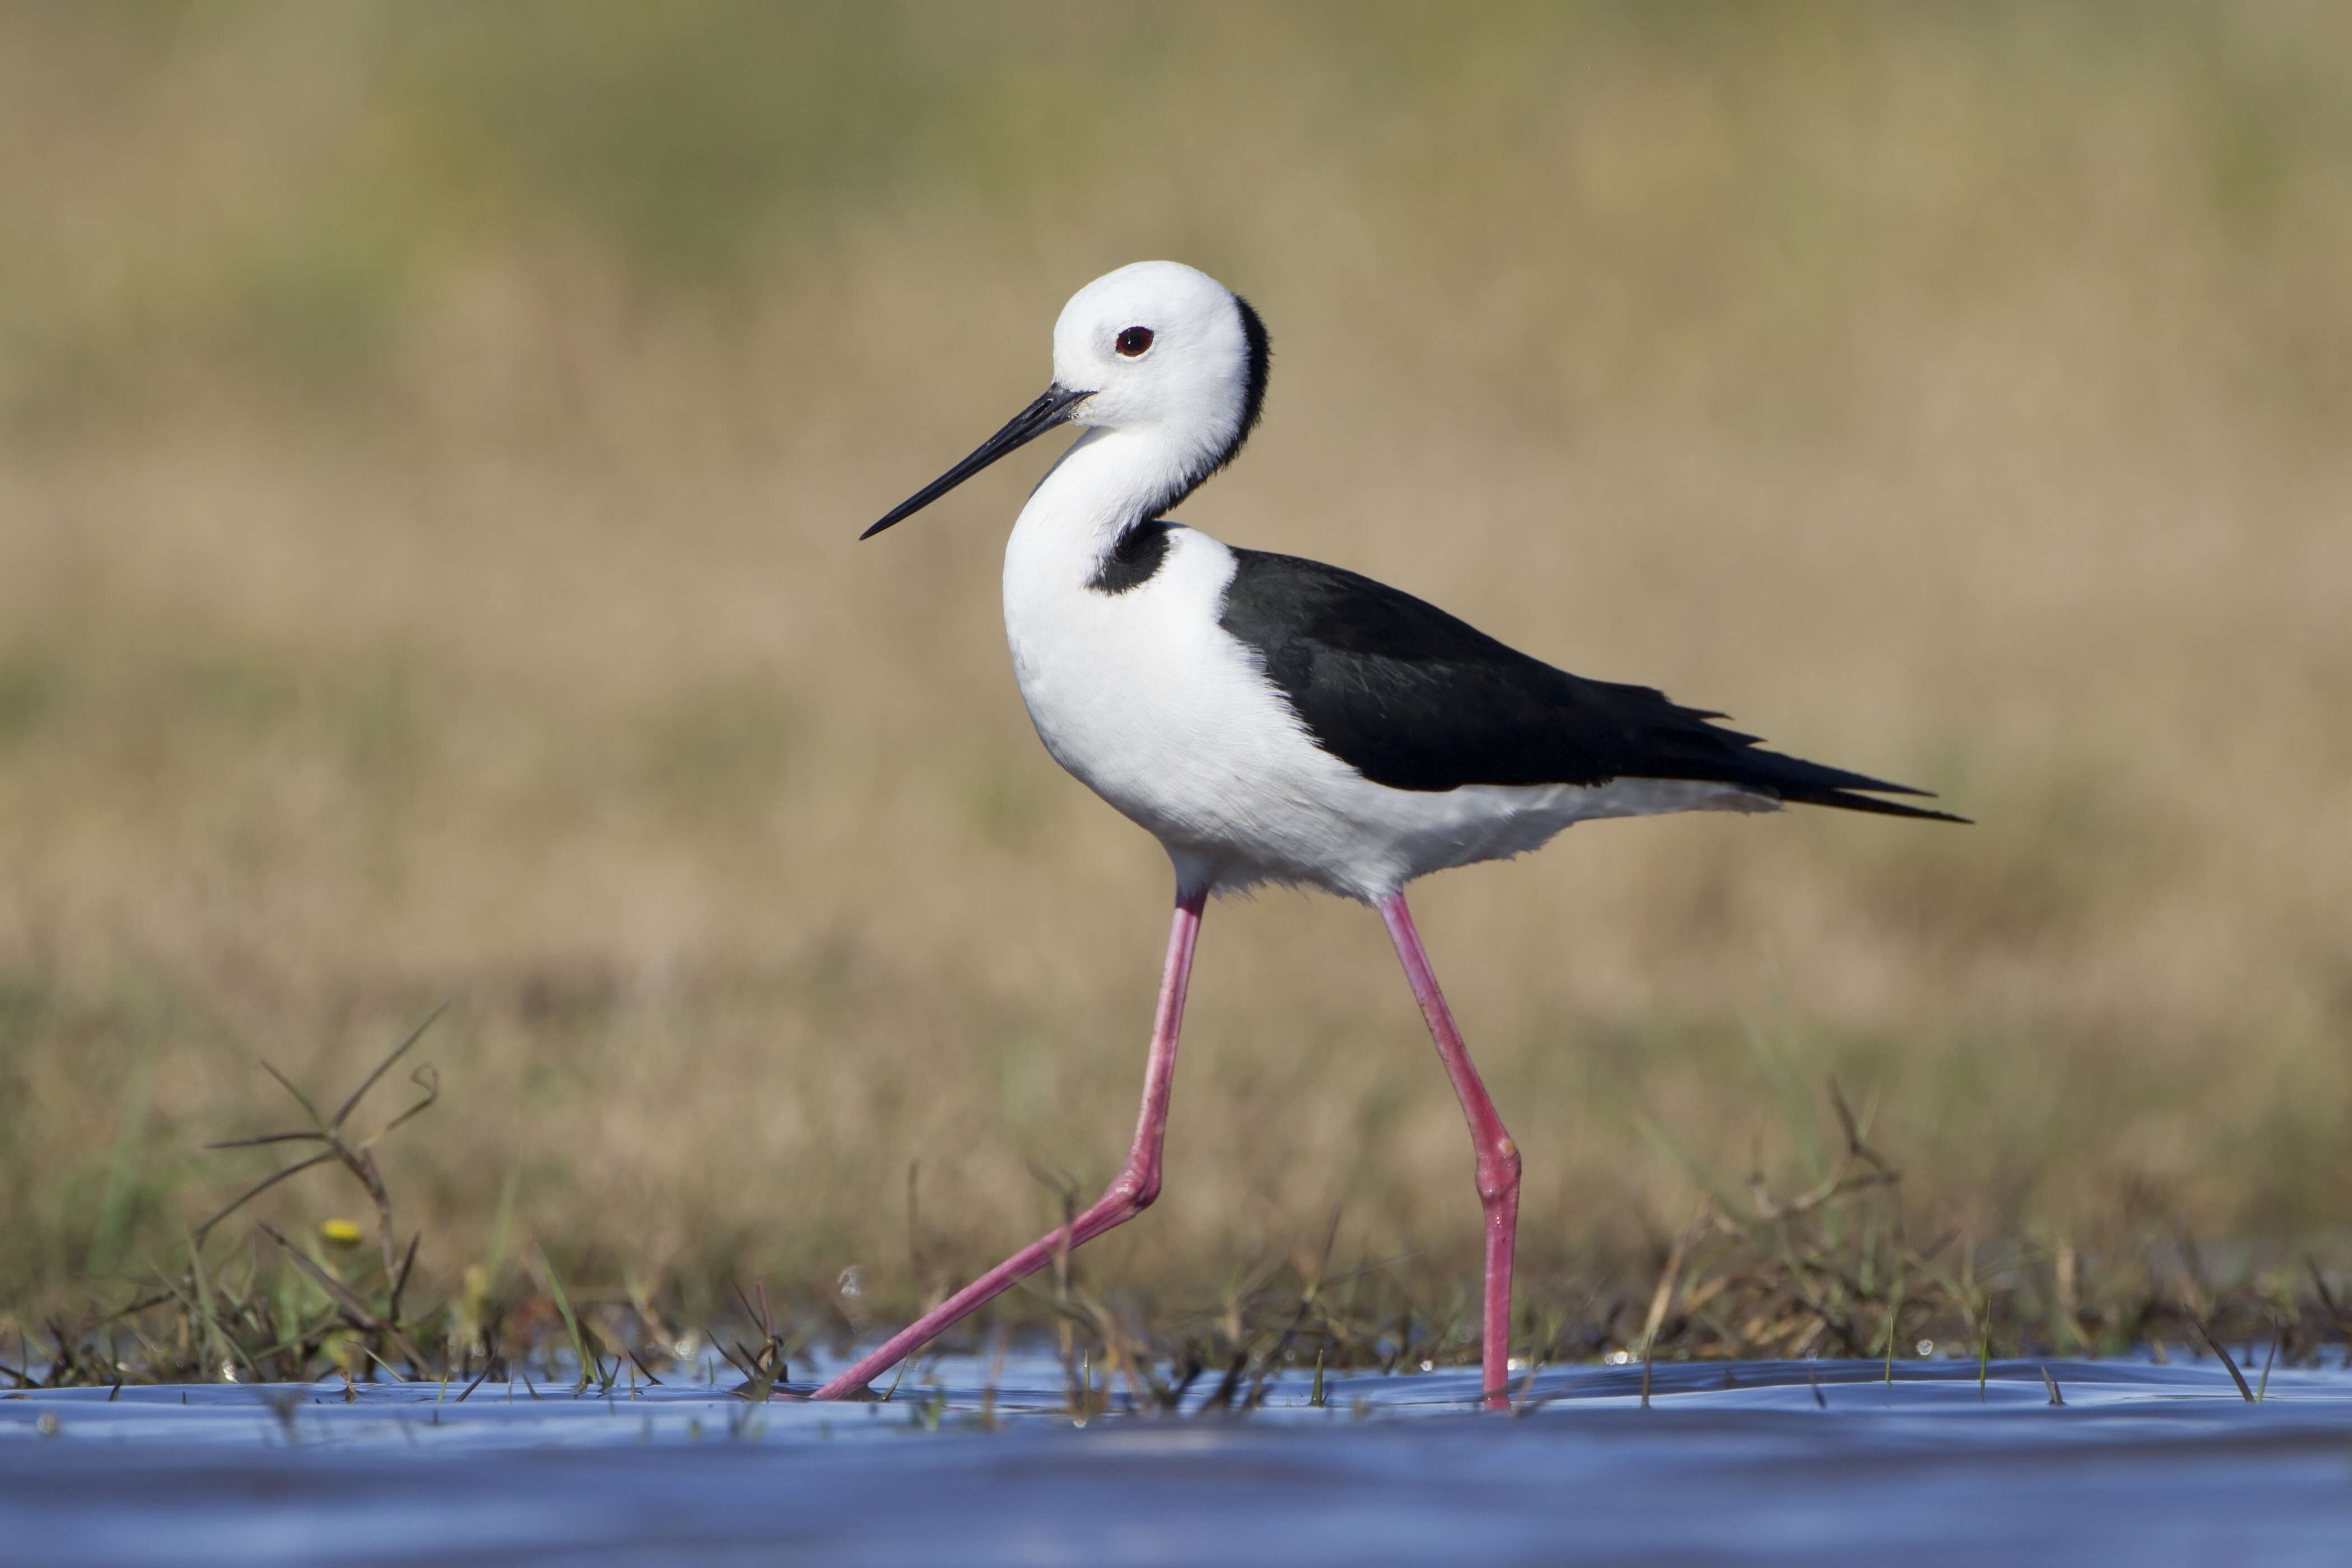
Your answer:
[1662,743,1968,823]
[1637,738,1966,827]
[1774,785,1969,823]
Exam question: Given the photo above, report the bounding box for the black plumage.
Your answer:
[1218,549,1961,820]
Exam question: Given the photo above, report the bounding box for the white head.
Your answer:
[1051,261,1268,455]
[865,261,1269,539]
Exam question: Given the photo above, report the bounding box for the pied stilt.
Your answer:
[821,261,1959,1410]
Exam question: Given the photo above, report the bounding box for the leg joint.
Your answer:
[1106,1164,1162,1214]
[1476,1138,1522,1205]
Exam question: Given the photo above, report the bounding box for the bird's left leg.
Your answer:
[807,886,1206,1400]
[1377,890,1521,1412]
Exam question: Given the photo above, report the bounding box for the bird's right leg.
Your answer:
[808,887,1206,1400]
[1377,890,1522,1412]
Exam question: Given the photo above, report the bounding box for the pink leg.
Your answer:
[1378,891,1520,1412]
[810,888,1207,1400]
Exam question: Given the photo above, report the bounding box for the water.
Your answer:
[4,1353,2349,1565]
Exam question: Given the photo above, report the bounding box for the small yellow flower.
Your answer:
[319,1218,364,1248]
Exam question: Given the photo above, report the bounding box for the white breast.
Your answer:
[1004,519,1316,883]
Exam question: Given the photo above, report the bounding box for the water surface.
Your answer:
[5,1354,2349,1565]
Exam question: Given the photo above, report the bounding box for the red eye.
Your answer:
[1115,326,1154,357]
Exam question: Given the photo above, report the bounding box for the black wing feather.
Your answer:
[1217,549,1962,822]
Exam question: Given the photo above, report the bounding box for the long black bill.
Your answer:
[861,384,1093,540]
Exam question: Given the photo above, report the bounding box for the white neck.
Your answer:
[1011,426,1201,569]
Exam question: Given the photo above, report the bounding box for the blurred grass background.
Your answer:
[3,2,2350,1328]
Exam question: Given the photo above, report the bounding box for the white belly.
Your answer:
[1003,521,1767,902]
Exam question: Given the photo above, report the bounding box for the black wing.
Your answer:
[1218,549,1961,820]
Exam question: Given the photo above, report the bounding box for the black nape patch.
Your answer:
[1232,294,1271,457]
[1089,520,1175,595]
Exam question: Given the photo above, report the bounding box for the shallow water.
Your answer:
[4,1353,2350,1565]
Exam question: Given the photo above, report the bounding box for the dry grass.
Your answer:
[4,4,2351,1347]
[9,1034,2342,1395]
